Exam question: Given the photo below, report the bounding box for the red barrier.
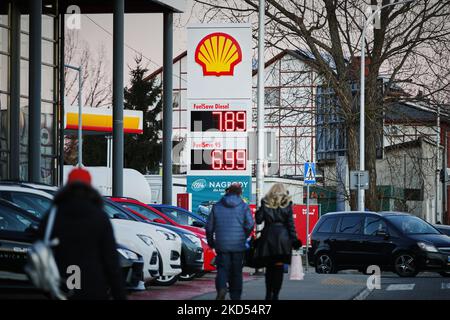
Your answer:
[292,204,319,245]
[249,203,319,245]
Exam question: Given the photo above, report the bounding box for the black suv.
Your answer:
[308,211,450,277]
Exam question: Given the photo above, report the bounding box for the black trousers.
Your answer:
[215,252,245,300]
[265,263,285,300]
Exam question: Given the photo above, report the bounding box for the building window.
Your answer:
[316,86,347,161]
[264,87,280,106]
[0,93,8,178]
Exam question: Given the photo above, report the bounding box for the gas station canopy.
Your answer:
[56,0,186,13]
[64,106,143,135]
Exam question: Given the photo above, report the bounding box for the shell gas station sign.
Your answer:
[194,32,243,76]
[64,106,143,134]
[187,24,252,212]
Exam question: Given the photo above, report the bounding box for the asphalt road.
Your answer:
[360,272,450,300]
[1,269,448,300]
[192,270,369,300]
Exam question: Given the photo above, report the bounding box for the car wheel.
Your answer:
[439,271,450,277]
[393,253,419,277]
[179,273,197,281]
[154,275,178,286]
[315,252,336,274]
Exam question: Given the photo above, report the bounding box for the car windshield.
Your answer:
[158,207,204,227]
[124,203,166,222]
[104,202,129,220]
[0,204,35,232]
[386,215,440,235]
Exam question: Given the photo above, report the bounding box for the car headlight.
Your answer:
[185,234,201,246]
[157,229,177,241]
[137,234,155,247]
[417,242,438,252]
[117,248,139,260]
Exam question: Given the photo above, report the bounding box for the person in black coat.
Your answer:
[38,168,126,300]
[255,183,301,300]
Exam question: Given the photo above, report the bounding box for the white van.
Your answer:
[63,166,151,204]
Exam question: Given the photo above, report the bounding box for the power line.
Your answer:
[84,15,185,82]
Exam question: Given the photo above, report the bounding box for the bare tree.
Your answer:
[193,0,450,210]
[63,30,113,164]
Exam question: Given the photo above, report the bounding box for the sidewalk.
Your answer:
[192,269,369,300]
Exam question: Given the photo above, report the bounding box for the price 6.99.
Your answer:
[211,149,246,170]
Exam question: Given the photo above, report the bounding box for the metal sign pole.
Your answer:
[305,183,310,271]
[357,172,361,210]
[77,67,83,167]
[64,64,83,167]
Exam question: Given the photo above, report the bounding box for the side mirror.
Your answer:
[153,218,167,224]
[192,221,205,228]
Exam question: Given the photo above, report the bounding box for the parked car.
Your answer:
[196,201,216,220]
[110,198,216,272]
[0,184,182,285]
[0,199,145,290]
[308,211,450,277]
[149,204,206,228]
[435,224,450,237]
[111,198,206,235]
[0,183,55,219]
[103,199,204,284]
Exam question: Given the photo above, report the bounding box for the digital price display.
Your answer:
[191,149,247,171]
[187,101,251,176]
[190,111,247,132]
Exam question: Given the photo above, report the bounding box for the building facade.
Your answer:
[0,1,59,184]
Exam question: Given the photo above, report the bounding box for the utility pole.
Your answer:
[256,0,265,207]
[359,0,416,211]
[436,103,441,223]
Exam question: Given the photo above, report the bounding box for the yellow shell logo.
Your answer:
[195,32,242,77]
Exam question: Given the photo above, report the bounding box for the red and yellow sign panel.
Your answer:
[65,106,143,134]
[195,32,242,77]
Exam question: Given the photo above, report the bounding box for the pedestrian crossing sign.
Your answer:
[304,162,316,184]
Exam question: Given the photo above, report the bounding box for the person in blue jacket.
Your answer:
[206,183,254,300]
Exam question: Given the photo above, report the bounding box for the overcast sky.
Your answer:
[73,4,196,85]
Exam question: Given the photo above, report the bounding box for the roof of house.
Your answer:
[385,101,450,124]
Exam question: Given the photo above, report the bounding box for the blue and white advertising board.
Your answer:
[187,175,252,217]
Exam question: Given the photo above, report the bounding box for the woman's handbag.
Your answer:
[244,236,265,268]
[289,249,304,280]
[25,207,67,300]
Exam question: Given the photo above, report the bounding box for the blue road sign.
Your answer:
[304,162,316,184]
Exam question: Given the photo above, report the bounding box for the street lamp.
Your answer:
[64,64,83,167]
[358,0,416,211]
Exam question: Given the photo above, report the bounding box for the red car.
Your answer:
[110,197,216,272]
